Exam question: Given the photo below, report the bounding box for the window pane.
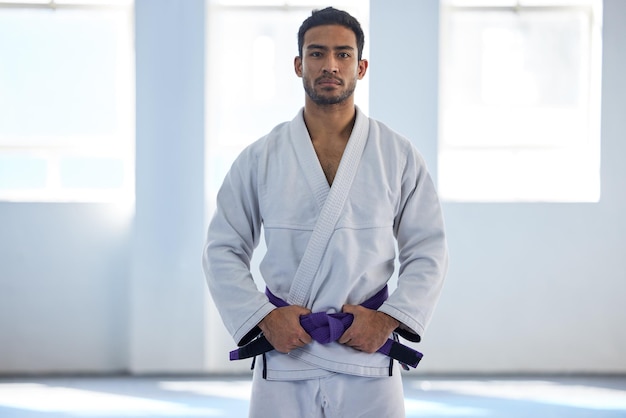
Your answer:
[59,157,125,189]
[0,154,47,189]
[439,2,602,202]
[0,5,134,202]
[0,9,120,140]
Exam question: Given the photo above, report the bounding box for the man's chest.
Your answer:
[312,141,346,186]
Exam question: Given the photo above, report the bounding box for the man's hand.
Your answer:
[338,305,400,353]
[258,306,313,353]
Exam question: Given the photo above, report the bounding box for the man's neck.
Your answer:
[302,99,357,144]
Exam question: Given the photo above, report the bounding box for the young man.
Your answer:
[203,7,448,417]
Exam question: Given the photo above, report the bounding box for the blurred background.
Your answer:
[0,0,624,383]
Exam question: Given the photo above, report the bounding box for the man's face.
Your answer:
[295,24,368,106]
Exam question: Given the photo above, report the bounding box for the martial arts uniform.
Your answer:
[203,107,448,417]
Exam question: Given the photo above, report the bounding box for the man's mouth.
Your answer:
[317,77,342,86]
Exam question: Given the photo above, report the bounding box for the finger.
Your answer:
[293,328,312,345]
[341,304,357,314]
[338,332,353,345]
[295,306,312,316]
[342,338,363,351]
[299,333,313,344]
[289,338,307,352]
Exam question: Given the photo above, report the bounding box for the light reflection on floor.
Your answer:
[404,398,489,416]
[0,380,246,417]
[158,380,252,400]
[0,375,624,418]
[409,379,626,410]
[0,382,224,416]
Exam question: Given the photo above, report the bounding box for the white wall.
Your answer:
[0,203,131,373]
[0,0,624,375]
[369,0,626,374]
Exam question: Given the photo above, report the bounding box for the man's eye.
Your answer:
[339,53,350,58]
[310,52,322,57]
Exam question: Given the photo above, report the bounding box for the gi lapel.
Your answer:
[287,107,370,307]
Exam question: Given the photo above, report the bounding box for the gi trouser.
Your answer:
[249,361,406,418]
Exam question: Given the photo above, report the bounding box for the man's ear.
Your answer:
[358,59,369,80]
[294,56,303,77]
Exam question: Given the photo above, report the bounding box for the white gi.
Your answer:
[203,107,448,416]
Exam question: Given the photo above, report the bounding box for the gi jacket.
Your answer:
[203,107,448,380]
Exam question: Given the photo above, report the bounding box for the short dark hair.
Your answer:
[297,7,365,60]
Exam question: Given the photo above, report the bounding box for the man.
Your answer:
[203,7,447,417]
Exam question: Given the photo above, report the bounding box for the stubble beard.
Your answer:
[303,77,357,106]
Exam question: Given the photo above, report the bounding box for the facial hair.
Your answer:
[303,75,357,106]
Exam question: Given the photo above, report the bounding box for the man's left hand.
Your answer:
[338,305,400,353]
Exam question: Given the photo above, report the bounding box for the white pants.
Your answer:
[248,361,406,418]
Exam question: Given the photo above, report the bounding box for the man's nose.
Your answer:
[322,56,339,73]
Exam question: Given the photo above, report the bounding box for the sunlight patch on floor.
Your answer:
[405,398,489,416]
[0,383,222,416]
[159,380,252,400]
[411,380,626,411]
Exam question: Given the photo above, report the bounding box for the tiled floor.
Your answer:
[0,374,625,417]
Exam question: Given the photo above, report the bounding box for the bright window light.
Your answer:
[0,2,134,202]
[438,0,602,202]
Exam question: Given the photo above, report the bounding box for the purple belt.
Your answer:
[229,285,423,368]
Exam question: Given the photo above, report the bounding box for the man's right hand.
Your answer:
[258,306,312,353]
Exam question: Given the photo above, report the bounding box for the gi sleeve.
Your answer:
[379,145,448,341]
[202,146,275,346]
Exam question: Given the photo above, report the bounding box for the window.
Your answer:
[0,0,134,202]
[205,0,369,203]
[438,0,602,202]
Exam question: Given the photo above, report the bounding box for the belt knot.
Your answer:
[301,312,353,344]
